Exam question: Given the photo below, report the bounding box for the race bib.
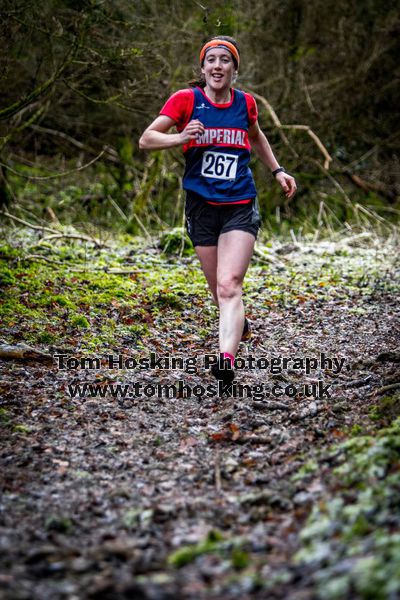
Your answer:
[201,151,238,180]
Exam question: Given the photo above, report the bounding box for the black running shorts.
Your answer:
[185,192,261,247]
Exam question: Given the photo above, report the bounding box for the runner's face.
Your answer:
[201,48,236,92]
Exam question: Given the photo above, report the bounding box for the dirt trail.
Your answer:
[1,239,399,599]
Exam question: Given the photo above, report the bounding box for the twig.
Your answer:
[74,267,142,274]
[253,246,286,266]
[372,383,400,395]
[108,196,128,221]
[46,207,60,224]
[310,159,352,206]
[252,400,290,411]
[299,71,319,115]
[281,125,333,170]
[0,343,52,363]
[132,213,152,241]
[354,203,389,225]
[1,211,57,233]
[343,171,397,203]
[1,211,103,246]
[40,233,103,245]
[335,232,374,246]
[64,80,149,115]
[214,450,222,493]
[21,255,142,274]
[341,375,373,389]
[249,90,297,155]
[63,81,122,105]
[0,149,105,180]
[30,124,119,164]
[101,268,142,274]
[23,254,66,265]
[249,90,333,169]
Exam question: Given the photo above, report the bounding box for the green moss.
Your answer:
[167,530,250,570]
[70,314,90,328]
[152,291,184,310]
[350,424,364,436]
[13,424,31,433]
[368,405,380,421]
[0,300,43,320]
[53,294,75,308]
[123,324,149,340]
[122,508,142,528]
[291,459,318,481]
[231,548,251,570]
[0,245,20,259]
[168,545,202,568]
[31,291,76,310]
[159,227,194,256]
[45,515,73,533]
[168,529,226,568]
[0,266,16,286]
[0,408,10,423]
[295,418,400,599]
[369,394,400,425]
[37,331,57,344]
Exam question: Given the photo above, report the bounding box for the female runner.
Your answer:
[139,36,297,385]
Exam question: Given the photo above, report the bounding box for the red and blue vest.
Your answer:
[182,87,257,203]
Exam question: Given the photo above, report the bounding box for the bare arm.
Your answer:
[139,116,205,151]
[249,121,297,199]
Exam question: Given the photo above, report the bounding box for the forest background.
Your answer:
[1,2,400,599]
[1,0,399,233]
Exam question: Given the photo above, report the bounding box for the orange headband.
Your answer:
[199,40,240,68]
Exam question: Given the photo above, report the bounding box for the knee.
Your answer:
[217,275,242,301]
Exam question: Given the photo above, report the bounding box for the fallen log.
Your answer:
[0,343,52,363]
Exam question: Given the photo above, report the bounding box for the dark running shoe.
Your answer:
[211,358,235,385]
[241,317,251,341]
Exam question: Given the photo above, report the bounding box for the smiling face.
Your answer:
[201,47,237,95]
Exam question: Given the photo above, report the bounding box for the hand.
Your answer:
[276,172,297,199]
[179,119,205,144]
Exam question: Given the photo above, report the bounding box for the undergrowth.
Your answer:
[4,158,399,237]
[294,417,400,600]
[1,226,398,354]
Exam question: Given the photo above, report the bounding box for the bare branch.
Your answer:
[39,233,103,245]
[29,124,120,163]
[0,104,48,152]
[281,124,333,170]
[249,90,297,156]
[22,254,65,265]
[1,212,104,246]
[0,149,105,180]
[309,159,352,205]
[63,81,123,105]
[0,33,82,121]
[1,211,58,233]
[248,90,333,169]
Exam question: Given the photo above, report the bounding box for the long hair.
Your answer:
[189,35,240,89]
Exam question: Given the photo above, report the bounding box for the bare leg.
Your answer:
[217,230,255,356]
[195,245,219,306]
[195,232,255,355]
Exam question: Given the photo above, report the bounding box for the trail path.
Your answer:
[1,235,399,599]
